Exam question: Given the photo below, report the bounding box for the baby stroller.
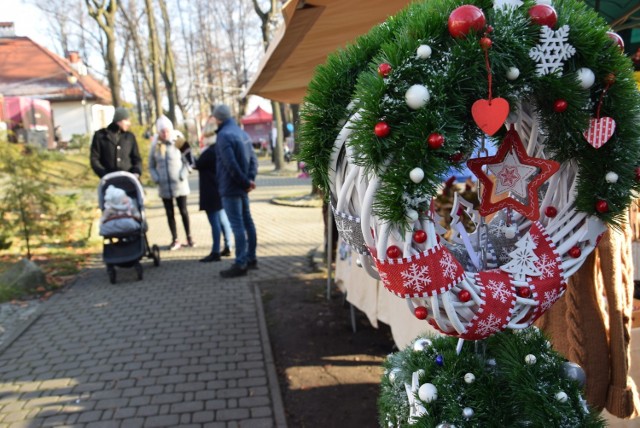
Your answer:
[98,171,160,284]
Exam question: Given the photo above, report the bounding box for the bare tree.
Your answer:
[143,0,163,123]
[252,0,286,170]
[157,0,179,124]
[85,0,123,107]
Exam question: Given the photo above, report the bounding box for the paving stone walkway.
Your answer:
[0,164,323,428]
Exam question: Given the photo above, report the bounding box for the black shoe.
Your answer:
[187,237,196,247]
[247,259,258,270]
[220,263,248,278]
[221,247,231,257]
[199,253,221,263]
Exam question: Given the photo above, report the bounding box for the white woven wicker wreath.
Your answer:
[330,101,607,340]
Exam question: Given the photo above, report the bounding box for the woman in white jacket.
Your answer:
[149,116,193,250]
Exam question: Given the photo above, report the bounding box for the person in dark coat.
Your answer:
[195,137,233,262]
[90,107,142,178]
[213,104,258,278]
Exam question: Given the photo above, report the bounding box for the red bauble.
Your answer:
[378,63,392,78]
[427,133,445,149]
[414,306,428,320]
[458,290,471,302]
[553,99,568,113]
[386,245,402,259]
[545,206,558,218]
[595,200,609,213]
[374,121,391,138]
[568,246,582,258]
[528,4,558,28]
[517,287,531,298]
[606,31,625,51]
[451,152,464,163]
[413,229,427,244]
[635,166,640,181]
[448,5,486,39]
[479,37,492,50]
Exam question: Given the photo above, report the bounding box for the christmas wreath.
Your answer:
[299,0,640,339]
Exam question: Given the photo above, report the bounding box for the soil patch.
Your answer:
[258,275,395,428]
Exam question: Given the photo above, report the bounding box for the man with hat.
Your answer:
[213,104,258,278]
[90,107,142,178]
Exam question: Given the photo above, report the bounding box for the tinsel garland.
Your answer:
[379,328,605,427]
[299,0,640,228]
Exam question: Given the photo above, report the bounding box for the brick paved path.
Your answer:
[0,166,323,428]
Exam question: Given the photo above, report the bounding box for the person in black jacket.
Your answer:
[195,137,233,262]
[90,107,142,178]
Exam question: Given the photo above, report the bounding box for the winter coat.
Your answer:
[195,145,223,212]
[215,119,257,198]
[90,123,142,178]
[148,136,190,199]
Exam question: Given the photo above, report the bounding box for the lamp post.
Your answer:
[67,72,91,135]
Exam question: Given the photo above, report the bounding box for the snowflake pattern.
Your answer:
[335,218,353,243]
[486,280,511,303]
[401,264,431,293]
[534,254,557,280]
[541,289,561,311]
[439,252,458,279]
[476,313,502,337]
[529,25,576,76]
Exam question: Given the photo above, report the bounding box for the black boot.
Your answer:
[221,246,231,257]
[199,253,221,263]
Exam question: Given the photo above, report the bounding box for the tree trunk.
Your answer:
[272,100,285,170]
[144,0,162,123]
[158,0,178,124]
[85,0,122,107]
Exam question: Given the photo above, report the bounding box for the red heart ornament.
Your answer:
[583,117,616,149]
[471,98,510,136]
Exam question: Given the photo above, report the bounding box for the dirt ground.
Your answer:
[258,275,395,428]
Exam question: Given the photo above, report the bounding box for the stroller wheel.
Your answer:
[135,262,143,281]
[107,265,116,284]
[152,244,160,267]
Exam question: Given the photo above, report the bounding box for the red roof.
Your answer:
[241,106,273,125]
[0,37,112,104]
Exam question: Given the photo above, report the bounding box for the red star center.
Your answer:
[467,126,560,221]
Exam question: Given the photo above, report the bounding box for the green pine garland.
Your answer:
[299,0,640,228]
[379,328,605,427]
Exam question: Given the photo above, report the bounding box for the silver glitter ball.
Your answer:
[562,361,586,388]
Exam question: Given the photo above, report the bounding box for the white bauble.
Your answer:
[577,68,595,89]
[462,407,474,419]
[555,391,569,403]
[525,354,537,365]
[417,369,426,378]
[536,0,552,4]
[413,338,433,352]
[416,45,432,59]
[464,373,476,384]
[406,209,419,222]
[405,84,430,110]
[410,167,425,183]
[506,67,520,81]
[389,368,401,383]
[418,383,438,402]
[503,225,517,239]
[605,172,619,183]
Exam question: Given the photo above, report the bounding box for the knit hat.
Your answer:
[104,185,130,211]
[156,115,174,132]
[112,107,130,123]
[213,104,231,122]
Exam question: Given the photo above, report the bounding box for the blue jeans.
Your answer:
[206,209,233,254]
[222,195,257,267]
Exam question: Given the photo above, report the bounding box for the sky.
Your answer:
[3,1,50,48]
[2,0,273,115]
